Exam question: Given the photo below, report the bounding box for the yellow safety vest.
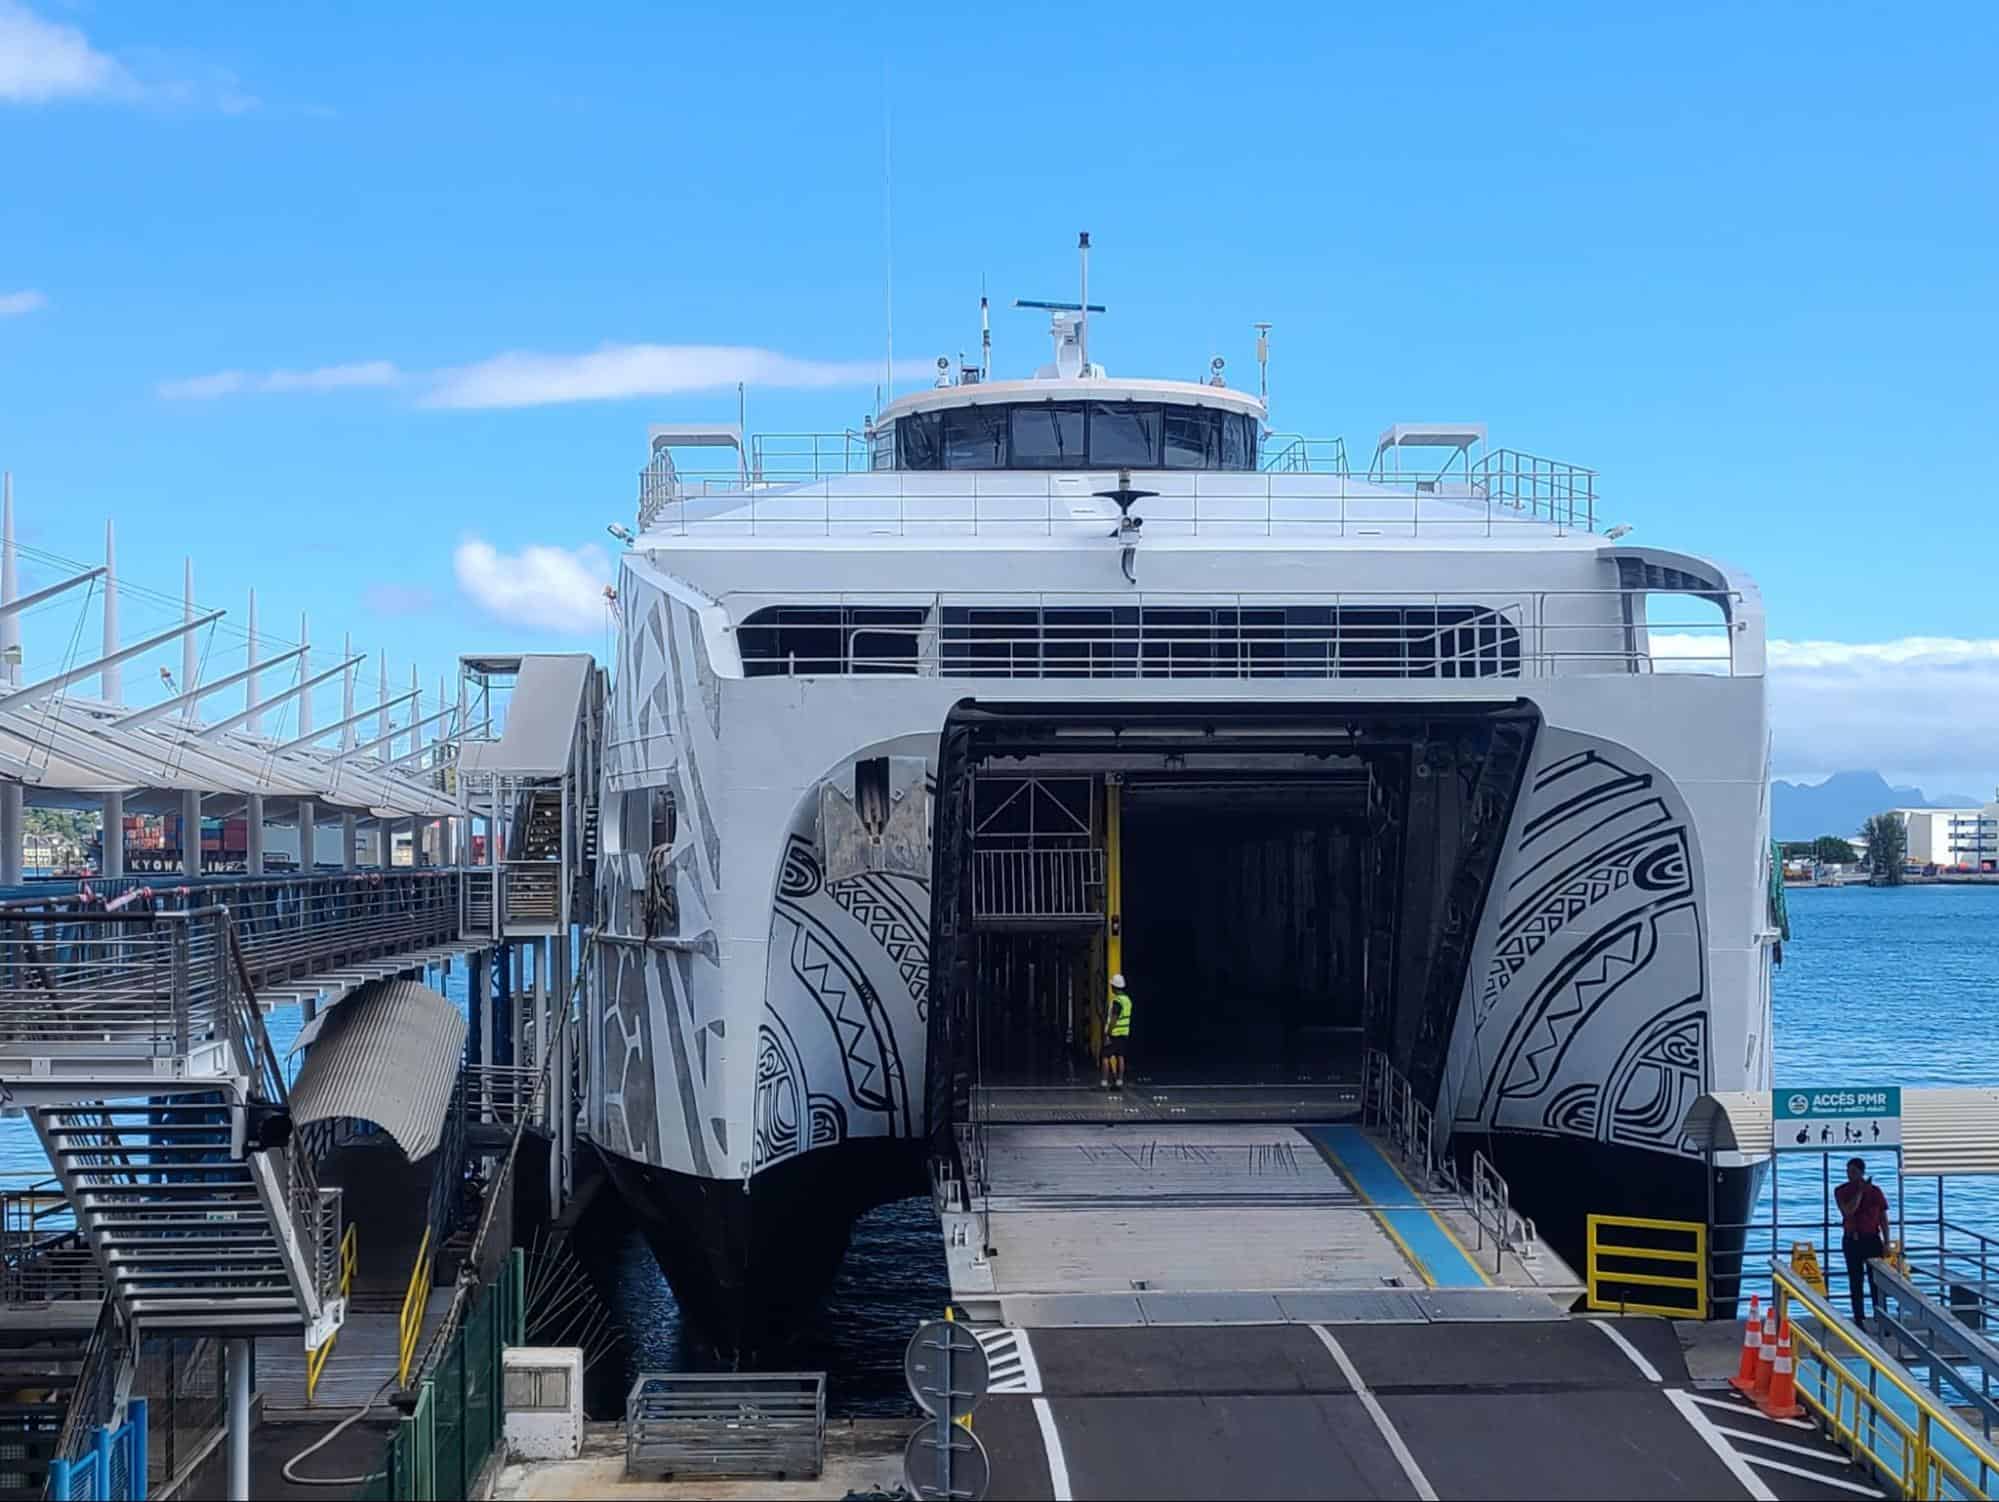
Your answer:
[1108,991,1133,1038]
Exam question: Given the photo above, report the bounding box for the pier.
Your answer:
[0,486,599,1501]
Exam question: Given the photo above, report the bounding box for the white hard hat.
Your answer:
[1110,973,1126,989]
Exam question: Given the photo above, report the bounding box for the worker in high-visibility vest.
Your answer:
[1101,974,1133,1091]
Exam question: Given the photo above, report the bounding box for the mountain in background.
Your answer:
[1771,771,1981,842]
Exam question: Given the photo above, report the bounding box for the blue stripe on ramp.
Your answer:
[1304,1124,1490,1289]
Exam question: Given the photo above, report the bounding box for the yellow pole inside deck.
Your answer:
[1102,776,1123,1059]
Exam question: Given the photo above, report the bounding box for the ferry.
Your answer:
[589,245,1774,1350]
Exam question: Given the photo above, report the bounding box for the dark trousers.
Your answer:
[1843,1232,1884,1322]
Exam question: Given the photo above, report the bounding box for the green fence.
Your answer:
[356,1249,524,1502]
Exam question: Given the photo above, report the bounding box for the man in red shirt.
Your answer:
[1834,1156,1891,1325]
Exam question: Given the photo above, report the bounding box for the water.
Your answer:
[1752,884,1999,1259]
[6,887,1993,1413]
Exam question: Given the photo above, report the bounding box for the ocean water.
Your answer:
[1752,884,1999,1263]
[5,886,1993,1412]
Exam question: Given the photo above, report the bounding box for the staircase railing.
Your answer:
[226,923,343,1318]
[1,1180,102,1304]
[48,1295,125,1482]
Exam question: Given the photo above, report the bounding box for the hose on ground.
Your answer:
[280,1373,400,1487]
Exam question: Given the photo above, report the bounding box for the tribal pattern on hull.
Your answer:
[756,832,930,1171]
[1453,735,1709,1159]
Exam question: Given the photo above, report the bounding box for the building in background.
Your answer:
[1894,804,1999,870]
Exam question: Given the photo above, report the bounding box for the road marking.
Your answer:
[1741,1454,1884,1496]
[1312,1325,1439,1501]
[974,1326,1041,1393]
[1716,1426,1866,1464]
[1690,1392,1818,1431]
[1588,1318,1663,1382]
[1032,1396,1072,1502]
[1665,1387,1778,1501]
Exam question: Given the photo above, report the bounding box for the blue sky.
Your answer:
[2,1,1996,792]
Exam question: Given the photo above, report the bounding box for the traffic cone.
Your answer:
[1728,1295,1764,1394]
[1750,1304,1778,1401]
[1760,1321,1803,1419]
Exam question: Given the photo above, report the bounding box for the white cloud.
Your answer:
[425,344,932,410]
[1702,635,1999,788]
[0,289,47,317]
[156,344,914,408]
[0,4,257,112]
[453,539,610,635]
[156,361,402,400]
[0,2,127,103]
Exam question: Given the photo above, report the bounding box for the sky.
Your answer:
[1,0,1995,794]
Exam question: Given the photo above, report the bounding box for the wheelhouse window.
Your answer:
[888,401,1261,471]
[1008,404,1086,468]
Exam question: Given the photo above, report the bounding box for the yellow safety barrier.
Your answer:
[397,1226,434,1388]
[305,1223,361,1402]
[1790,1240,1830,1300]
[1584,1214,1708,1319]
[1773,1262,1999,1500]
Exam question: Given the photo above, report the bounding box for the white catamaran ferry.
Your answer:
[589,248,1774,1350]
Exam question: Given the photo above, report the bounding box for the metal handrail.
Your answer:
[724,587,1744,680]
[633,464,1610,538]
[397,1226,434,1389]
[1774,1259,1999,1499]
[306,1220,359,1403]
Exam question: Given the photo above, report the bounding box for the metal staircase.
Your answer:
[0,906,346,1348]
[32,1100,334,1335]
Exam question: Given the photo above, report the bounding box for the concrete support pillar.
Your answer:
[181,559,202,880]
[101,520,123,880]
[101,792,124,878]
[297,612,315,873]
[226,1338,251,1502]
[246,793,265,875]
[341,634,358,871]
[181,790,201,880]
[1,475,20,887]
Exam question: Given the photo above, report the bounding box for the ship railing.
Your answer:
[972,848,1105,923]
[1260,435,1350,474]
[633,462,1601,536]
[727,589,1744,679]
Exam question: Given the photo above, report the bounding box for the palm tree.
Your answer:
[1860,812,1907,885]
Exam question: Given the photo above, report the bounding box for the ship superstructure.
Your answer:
[590,271,1773,1348]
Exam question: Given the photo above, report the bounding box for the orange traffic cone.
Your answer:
[1760,1320,1803,1419]
[1728,1295,1764,1394]
[1750,1304,1778,1401]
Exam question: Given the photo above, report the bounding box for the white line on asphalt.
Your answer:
[1714,1426,1863,1464]
[1032,1396,1073,1502]
[1665,1387,1778,1501]
[1588,1318,1663,1382]
[1690,1392,1819,1430]
[1741,1454,1884,1496]
[1312,1325,1439,1501]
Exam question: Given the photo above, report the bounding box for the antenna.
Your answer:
[980,279,991,381]
[1254,322,1272,408]
[1077,232,1091,377]
[882,75,894,396]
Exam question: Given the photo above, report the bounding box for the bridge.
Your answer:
[0,486,601,1501]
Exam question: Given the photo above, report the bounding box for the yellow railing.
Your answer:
[397,1226,433,1388]
[1584,1213,1708,1319]
[304,1223,359,1403]
[1773,1262,1999,1501]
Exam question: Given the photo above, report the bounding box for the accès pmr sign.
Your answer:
[1773,1086,1902,1152]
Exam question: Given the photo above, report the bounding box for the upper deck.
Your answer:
[634,422,1600,547]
